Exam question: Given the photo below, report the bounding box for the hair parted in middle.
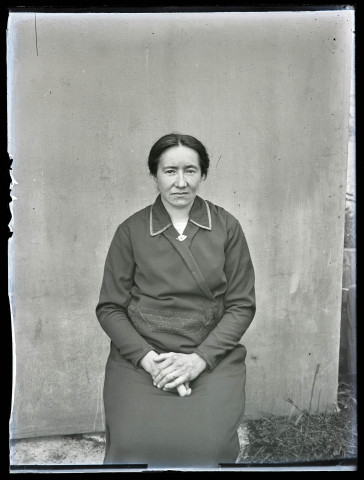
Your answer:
[148,133,210,178]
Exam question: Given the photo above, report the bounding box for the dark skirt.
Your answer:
[103,342,247,469]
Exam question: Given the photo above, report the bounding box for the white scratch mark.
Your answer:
[145,45,149,71]
[289,272,300,295]
[93,376,104,432]
[34,14,39,56]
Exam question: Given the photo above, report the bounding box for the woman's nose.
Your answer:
[175,172,187,187]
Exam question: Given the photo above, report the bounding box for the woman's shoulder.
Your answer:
[114,203,152,234]
[205,198,241,228]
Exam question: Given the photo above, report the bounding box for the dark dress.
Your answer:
[96,195,256,468]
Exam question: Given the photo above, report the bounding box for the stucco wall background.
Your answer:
[8,11,354,438]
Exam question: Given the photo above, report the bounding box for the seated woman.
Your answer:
[96,133,256,469]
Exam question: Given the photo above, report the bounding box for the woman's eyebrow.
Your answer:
[162,165,198,170]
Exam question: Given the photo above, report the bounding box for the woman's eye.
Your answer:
[166,170,175,174]
[186,170,196,175]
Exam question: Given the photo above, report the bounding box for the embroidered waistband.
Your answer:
[127,303,224,336]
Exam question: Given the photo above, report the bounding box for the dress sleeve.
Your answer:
[96,224,154,367]
[193,220,256,371]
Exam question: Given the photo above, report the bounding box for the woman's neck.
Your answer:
[161,197,192,223]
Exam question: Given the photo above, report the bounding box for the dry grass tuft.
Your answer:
[238,378,357,465]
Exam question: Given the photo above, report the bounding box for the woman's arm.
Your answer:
[193,220,256,371]
[96,224,154,367]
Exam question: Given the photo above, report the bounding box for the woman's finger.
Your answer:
[163,375,188,390]
[177,384,187,396]
[154,368,179,387]
[162,383,192,396]
[177,384,192,396]
[153,352,174,363]
[152,356,175,373]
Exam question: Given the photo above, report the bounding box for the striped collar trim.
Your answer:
[149,195,212,237]
[149,209,172,237]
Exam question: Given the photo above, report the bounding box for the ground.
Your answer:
[10,433,106,466]
[9,378,356,471]
[9,425,249,468]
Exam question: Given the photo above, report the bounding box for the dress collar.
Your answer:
[150,194,212,236]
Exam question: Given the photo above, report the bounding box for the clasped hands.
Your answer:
[140,350,207,397]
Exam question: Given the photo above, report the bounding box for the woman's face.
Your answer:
[155,145,203,210]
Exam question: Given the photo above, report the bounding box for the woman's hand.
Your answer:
[152,352,207,392]
[139,351,192,397]
[139,350,161,378]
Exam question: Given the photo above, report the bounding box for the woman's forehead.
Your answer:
[159,145,200,166]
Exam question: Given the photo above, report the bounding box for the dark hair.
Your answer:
[148,133,210,178]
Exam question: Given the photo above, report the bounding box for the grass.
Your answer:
[238,375,357,466]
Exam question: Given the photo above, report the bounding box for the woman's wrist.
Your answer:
[190,352,207,374]
[140,350,158,371]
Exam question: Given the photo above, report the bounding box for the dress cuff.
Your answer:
[192,348,215,372]
[134,346,155,368]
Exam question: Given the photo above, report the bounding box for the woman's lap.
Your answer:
[103,343,246,468]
